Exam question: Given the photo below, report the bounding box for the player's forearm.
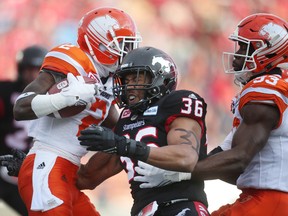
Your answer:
[77,153,122,190]
[76,164,98,190]
[101,105,119,129]
[192,149,244,180]
[14,73,55,120]
[146,144,198,172]
[14,95,39,120]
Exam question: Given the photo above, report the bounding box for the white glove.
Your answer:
[61,73,96,106]
[134,161,191,189]
[31,73,97,118]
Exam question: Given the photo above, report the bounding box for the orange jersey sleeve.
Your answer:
[41,43,99,80]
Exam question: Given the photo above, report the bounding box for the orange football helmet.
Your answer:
[77,7,142,71]
[223,13,288,84]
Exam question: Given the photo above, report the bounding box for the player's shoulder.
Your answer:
[47,43,86,60]
[151,90,207,125]
[243,74,288,93]
[156,89,206,115]
[239,74,288,110]
[42,43,94,77]
[162,89,205,104]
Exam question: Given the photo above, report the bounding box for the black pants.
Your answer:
[154,200,210,216]
[0,177,28,216]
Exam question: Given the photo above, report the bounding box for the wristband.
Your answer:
[31,93,70,118]
[118,139,150,161]
[129,140,150,161]
[178,172,192,180]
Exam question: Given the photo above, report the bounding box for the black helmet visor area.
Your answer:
[17,45,48,72]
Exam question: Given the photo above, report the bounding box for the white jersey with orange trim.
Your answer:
[28,43,114,165]
[232,74,288,192]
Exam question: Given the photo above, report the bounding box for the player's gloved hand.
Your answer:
[60,73,96,107]
[79,125,150,161]
[134,161,191,188]
[0,149,26,177]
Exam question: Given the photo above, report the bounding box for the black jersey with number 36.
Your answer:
[114,90,208,215]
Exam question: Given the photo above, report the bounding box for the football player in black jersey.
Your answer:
[78,46,210,216]
[126,13,288,216]
[0,45,47,215]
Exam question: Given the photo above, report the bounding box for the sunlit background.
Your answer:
[0,0,287,215]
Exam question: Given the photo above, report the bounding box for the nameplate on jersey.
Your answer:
[123,120,145,131]
[143,106,158,116]
[100,91,112,100]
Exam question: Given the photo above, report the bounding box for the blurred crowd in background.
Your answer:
[0,0,287,215]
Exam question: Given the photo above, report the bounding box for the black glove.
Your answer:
[79,125,150,161]
[0,149,26,177]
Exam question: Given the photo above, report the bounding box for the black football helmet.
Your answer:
[16,45,48,73]
[113,46,178,112]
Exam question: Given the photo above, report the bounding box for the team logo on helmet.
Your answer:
[259,22,286,42]
[152,56,172,73]
[88,15,120,44]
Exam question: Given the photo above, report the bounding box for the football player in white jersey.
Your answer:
[12,7,141,216]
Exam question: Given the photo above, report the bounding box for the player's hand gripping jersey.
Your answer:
[29,43,114,164]
[114,90,208,216]
[231,74,288,192]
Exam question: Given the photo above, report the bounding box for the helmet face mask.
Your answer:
[77,7,142,72]
[106,34,142,66]
[222,13,288,85]
[113,66,157,112]
[113,47,178,112]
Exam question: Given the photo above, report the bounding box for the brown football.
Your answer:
[48,76,96,118]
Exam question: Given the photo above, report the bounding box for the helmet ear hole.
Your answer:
[266,53,277,59]
[99,44,107,52]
